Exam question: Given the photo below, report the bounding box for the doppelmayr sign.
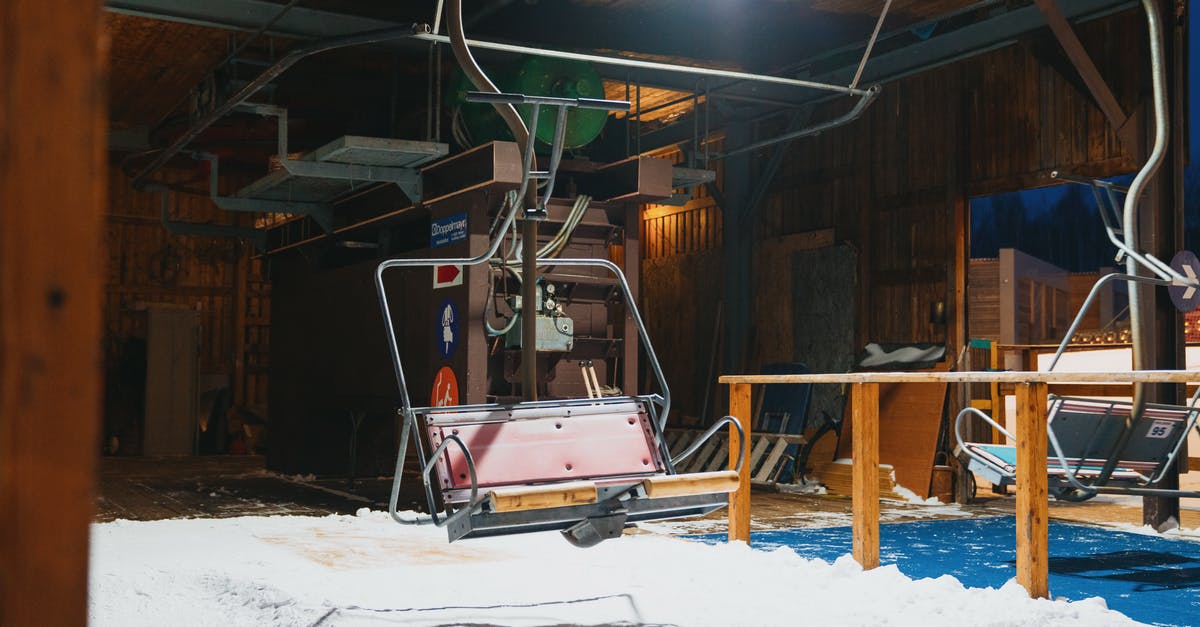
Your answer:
[430,213,468,248]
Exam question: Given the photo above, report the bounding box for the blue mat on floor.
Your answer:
[693,517,1200,626]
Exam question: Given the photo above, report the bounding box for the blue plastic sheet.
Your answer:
[693,517,1200,626]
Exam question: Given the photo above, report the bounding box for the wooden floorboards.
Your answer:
[95,456,415,522]
[94,456,1200,534]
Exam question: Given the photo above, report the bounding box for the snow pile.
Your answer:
[90,510,1142,626]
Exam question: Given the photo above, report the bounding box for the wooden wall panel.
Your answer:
[638,7,1142,451]
[641,9,1145,423]
[103,169,268,452]
[968,259,1001,340]
[641,252,723,423]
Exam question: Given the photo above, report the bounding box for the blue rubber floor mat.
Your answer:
[692,517,1200,626]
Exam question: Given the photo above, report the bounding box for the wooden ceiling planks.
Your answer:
[106,13,237,128]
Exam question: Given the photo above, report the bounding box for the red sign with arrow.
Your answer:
[433,264,463,289]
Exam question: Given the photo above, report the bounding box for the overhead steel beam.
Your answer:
[108,0,1135,99]
[812,0,1136,96]
[639,0,1135,152]
[107,0,872,98]
[652,0,1134,120]
[109,0,1138,155]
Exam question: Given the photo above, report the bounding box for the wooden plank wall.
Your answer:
[641,148,724,422]
[968,259,1001,340]
[642,252,724,423]
[104,168,269,452]
[971,264,1120,344]
[641,10,1143,408]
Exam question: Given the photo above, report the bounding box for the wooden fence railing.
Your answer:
[720,370,1200,599]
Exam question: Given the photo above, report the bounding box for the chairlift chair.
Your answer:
[375,91,743,547]
[956,396,1200,502]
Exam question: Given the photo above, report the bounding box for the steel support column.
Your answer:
[721,122,753,376]
[1141,0,1186,529]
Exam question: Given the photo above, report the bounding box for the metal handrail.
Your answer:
[389,430,478,527]
[1047,273,1172,372]
[375,201,520,410]
[670,415,746,473]
[954,404,1102,498]
[375,252,671,427]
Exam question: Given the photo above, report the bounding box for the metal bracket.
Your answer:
[279,159,422,202]
[464,91,630,219]
[211,195,335,231]
[148,184,267,250]
[200,152,336,232]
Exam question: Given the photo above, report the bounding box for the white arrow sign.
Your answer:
[1168,250,1200,312]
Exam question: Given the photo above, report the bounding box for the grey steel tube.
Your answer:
[447,0,538,401]
[446,1,528,148]
[520,219,538,400]
[1125,0,1169,417]
[375,194,523,414]
[713,85,880,159]
[542,258,671,426]
[1047,273,1171,372]
[413,32,874,97]
[130,23,429,189]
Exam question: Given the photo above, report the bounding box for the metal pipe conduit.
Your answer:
[130,22,430,189]
[713,85,880,160]
[412,32,875,97]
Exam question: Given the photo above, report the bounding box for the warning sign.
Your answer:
[431,366,460,407]
[437,299,459,359]
[433,264,463,289]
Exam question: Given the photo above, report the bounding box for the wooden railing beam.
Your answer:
[718,370,1200,598]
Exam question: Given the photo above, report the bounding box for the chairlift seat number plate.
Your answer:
[1146,419,1174,439]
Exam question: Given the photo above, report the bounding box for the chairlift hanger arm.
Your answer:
[1048,171,1198,289]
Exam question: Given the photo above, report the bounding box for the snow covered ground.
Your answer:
[90,509,1142,626]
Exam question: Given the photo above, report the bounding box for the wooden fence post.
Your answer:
[1015,382,1050,598]
[852,382,880,569]
[0,2,106,625]
[728,382,752,543]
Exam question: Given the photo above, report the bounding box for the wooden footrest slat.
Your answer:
[641,470,740,498]
[487,481,599,513]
